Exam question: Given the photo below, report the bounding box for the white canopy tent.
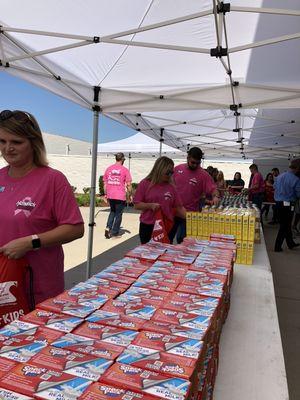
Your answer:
[97,132,183,160]
[1,0,300,275]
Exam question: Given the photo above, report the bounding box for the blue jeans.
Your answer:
[106,199,126,235]
[169,217,186,244]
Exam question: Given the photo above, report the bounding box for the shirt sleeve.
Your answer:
[53,172,83,225]
[133,179,147,204]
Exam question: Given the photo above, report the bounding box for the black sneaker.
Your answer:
[105,229,111,239]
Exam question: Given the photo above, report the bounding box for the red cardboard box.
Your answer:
[101,300,157,320]
[21,309,83,333]
[151,309,212,331]
[101,363,191,400]
[117,344,197,380]
[79,382,157,400]
[37,298,98,318]
[31,346,112,381]
[0,357,18,378]
[73,322,138,347]
[141,321,208,342]
[86,311,146,331]
[132,331,205,361]
[51,333,124,360]
[0,363,92,398]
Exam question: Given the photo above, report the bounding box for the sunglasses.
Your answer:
[0,110,34,128]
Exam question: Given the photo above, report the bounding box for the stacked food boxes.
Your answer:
[186,202,260,265]
[0,238,235,400]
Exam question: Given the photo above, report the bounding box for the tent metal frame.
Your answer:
[1,3,300,273]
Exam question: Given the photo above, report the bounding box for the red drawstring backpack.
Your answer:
[0,254,34,327]
[151,209,173,243]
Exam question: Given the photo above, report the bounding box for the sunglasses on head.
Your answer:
[0,110,34,128]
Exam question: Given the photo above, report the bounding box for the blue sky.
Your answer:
[0,72,136,143]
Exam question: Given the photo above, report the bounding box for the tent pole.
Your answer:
[86,105,100,280]
[128,152,131,171]
[159,128,164,157]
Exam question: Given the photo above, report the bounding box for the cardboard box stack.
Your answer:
[186,195,260,265]
[0,239,235,400]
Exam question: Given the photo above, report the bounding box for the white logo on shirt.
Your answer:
[177,170,183,174]
[0,186,5,192]
[189,178,198,186]
[164,191,172,200]
[14,197,36,217]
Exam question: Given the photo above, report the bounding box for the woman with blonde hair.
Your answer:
[134,156,185,244]
[216,170,227,198]
[0,110,84,304]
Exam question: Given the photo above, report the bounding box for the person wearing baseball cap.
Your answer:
[103,152,132,239]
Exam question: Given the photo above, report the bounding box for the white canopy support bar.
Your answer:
[6,40,93,63]
[229,32,300,54]
[230,6,300,17]
[102,9,214,40]
[1,26,94,41]
[243,93,300,108]
[241,83,300,93]
[3,32,93,107]
[102,38,210,54]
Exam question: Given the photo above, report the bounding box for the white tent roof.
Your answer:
[97,132,182,156]
[1,0,300,159]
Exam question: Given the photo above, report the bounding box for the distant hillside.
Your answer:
[43,132,92,156]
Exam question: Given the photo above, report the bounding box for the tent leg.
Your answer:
[159,128,164,157]
[86,108,100,280]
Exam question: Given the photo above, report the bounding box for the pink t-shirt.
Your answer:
[250,172,265,194]
[173,164,216,211]
[0,166,83,304]
[103,163,132,201]
[133,179,182,224]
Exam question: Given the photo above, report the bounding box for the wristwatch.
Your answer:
[31,234,41,250]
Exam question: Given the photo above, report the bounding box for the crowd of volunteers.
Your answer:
[1,109,300,304]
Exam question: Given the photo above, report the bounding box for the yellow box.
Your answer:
[219,212,225,234]
[186,212,192,237]
[197,212,203,237]
[192,212,198,237]
[236,240,242,263]
[247,241,254,265]
[248,214,255,242]
[241,241,248,264]
[236,213,243,240]
[208,211,214,235]
[242,214,249,241]
[224,212,231,235]
[213,212,220,234]
[202,210,209,237]
[230,213,237,237]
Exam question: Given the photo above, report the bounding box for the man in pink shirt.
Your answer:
[170,147,219,243]
[248,163,265,209]
[103,152,132,239]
